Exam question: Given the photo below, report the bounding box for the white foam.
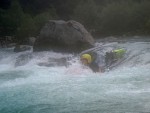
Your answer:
[0,41,150,111]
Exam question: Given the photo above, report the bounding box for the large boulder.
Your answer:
[33,20,95,53]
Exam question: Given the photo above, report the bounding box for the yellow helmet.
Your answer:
[81,54,92,64]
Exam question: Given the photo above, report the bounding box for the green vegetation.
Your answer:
[0,0,58,43]
[99,0,150,36]
[0,0,150,43]
[72,0,100,30]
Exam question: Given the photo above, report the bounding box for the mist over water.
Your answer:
[0,40,150,113]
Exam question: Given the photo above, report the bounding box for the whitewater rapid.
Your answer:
[0,41,150,113]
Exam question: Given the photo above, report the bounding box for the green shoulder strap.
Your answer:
[113,49,126,58]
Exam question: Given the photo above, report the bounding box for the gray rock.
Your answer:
[33,20,94,53]
[38,57,71,67]
[7,43,16,48]
[29,37,36,46]
[14,45,31,52]
[15,53,32,67]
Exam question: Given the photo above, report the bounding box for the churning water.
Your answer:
[0,40,150,113]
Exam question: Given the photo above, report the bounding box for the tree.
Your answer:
[0,0,24,36]
[98,0,150,36]
[16,14,36,44]
[34,8,58,35]
[72,0,100,31]
[100,2,132,35]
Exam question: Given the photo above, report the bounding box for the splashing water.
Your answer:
[0,41,150,113]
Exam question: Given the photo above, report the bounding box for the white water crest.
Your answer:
[0,39,150,113]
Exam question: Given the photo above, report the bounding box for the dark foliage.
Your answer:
[0,0,150,43]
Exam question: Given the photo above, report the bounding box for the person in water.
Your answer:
[80,48,126,73]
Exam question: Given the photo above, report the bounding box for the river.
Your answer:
[0,38,150,113]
